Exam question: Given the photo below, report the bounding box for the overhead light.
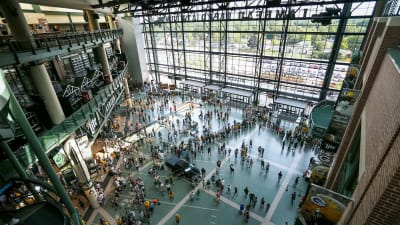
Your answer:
[311,7,341,26]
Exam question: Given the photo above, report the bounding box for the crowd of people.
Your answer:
[93,86,316,225]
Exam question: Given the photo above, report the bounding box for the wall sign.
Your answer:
[86,117,98,136]
[102,94,117,115]
[155,9,309,23]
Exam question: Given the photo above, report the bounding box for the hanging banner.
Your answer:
[295,184,352,225]
[321,88,359,152]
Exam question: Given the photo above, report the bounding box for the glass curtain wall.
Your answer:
[142,0,376,102]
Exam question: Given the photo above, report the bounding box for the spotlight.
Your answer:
[311,7,341,26]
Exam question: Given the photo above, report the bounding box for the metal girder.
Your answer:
[167,7,177,85]
[274,1,293,99]
[319,1,352,100]
[254,0,268,101]
[62,85,81,98]
[179,6,188,80]
[383,0,400,16]
[143,29,368,36]
[108,0,373,16]
[93,69,103,80]
[146,17,160,83]
[80,77,92,90]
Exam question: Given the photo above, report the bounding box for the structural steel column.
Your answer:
[319,2,351,101]
[85,10,112,82]
[1,141,42,201]
[63,137,99,209]
[67,13,77,32]
[0,0,65,125]
[1,75,83,225]
[30,64,65,124]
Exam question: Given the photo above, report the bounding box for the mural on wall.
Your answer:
[295,184,352,225]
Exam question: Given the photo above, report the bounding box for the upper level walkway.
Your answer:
[0,29,123,67]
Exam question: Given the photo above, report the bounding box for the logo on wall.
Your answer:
[295,184,352,225]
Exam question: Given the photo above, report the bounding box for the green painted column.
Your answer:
[85,10,112,82]
[0,74,83,225]
[30,64,65,124]
[0,141,43,201]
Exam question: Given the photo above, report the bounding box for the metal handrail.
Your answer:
[1,177,69,225]
[0,29,123,54]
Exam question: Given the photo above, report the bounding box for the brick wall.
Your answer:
[340,51,400,225]
[325,18,399,190]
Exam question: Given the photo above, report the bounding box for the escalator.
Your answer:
[0,179,69,225]
[1,201,65,225]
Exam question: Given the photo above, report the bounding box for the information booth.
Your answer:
[221,87,253,107]
[180,80,205,99]
[273,97,308,122]
[204,84,221,102]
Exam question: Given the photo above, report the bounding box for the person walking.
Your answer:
[278,171,283,183]
[244,186,249,198]
[227,184,232,194]
[175,213,181,224]
[229,163,235,174]
[201,168,206,178]
[260,197,265,208]
[291,191,296,205]
[234,186,238,197]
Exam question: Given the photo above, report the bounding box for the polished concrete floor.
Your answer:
[85,93,316,225]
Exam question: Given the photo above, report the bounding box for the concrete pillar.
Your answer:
[96,47,113,82]
[85,10,113,82]
[123,77,132,108]
[29,64,65,125]
[64,138,99,209]
[118,16,149,88]
[107,15,122,53]
[1,0,65,125]
[0,0,36,49]
[107,15,115,29]
[84,10,100,31]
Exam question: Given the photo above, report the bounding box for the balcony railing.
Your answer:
[0,63,129,174]
[0,29,123,67]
